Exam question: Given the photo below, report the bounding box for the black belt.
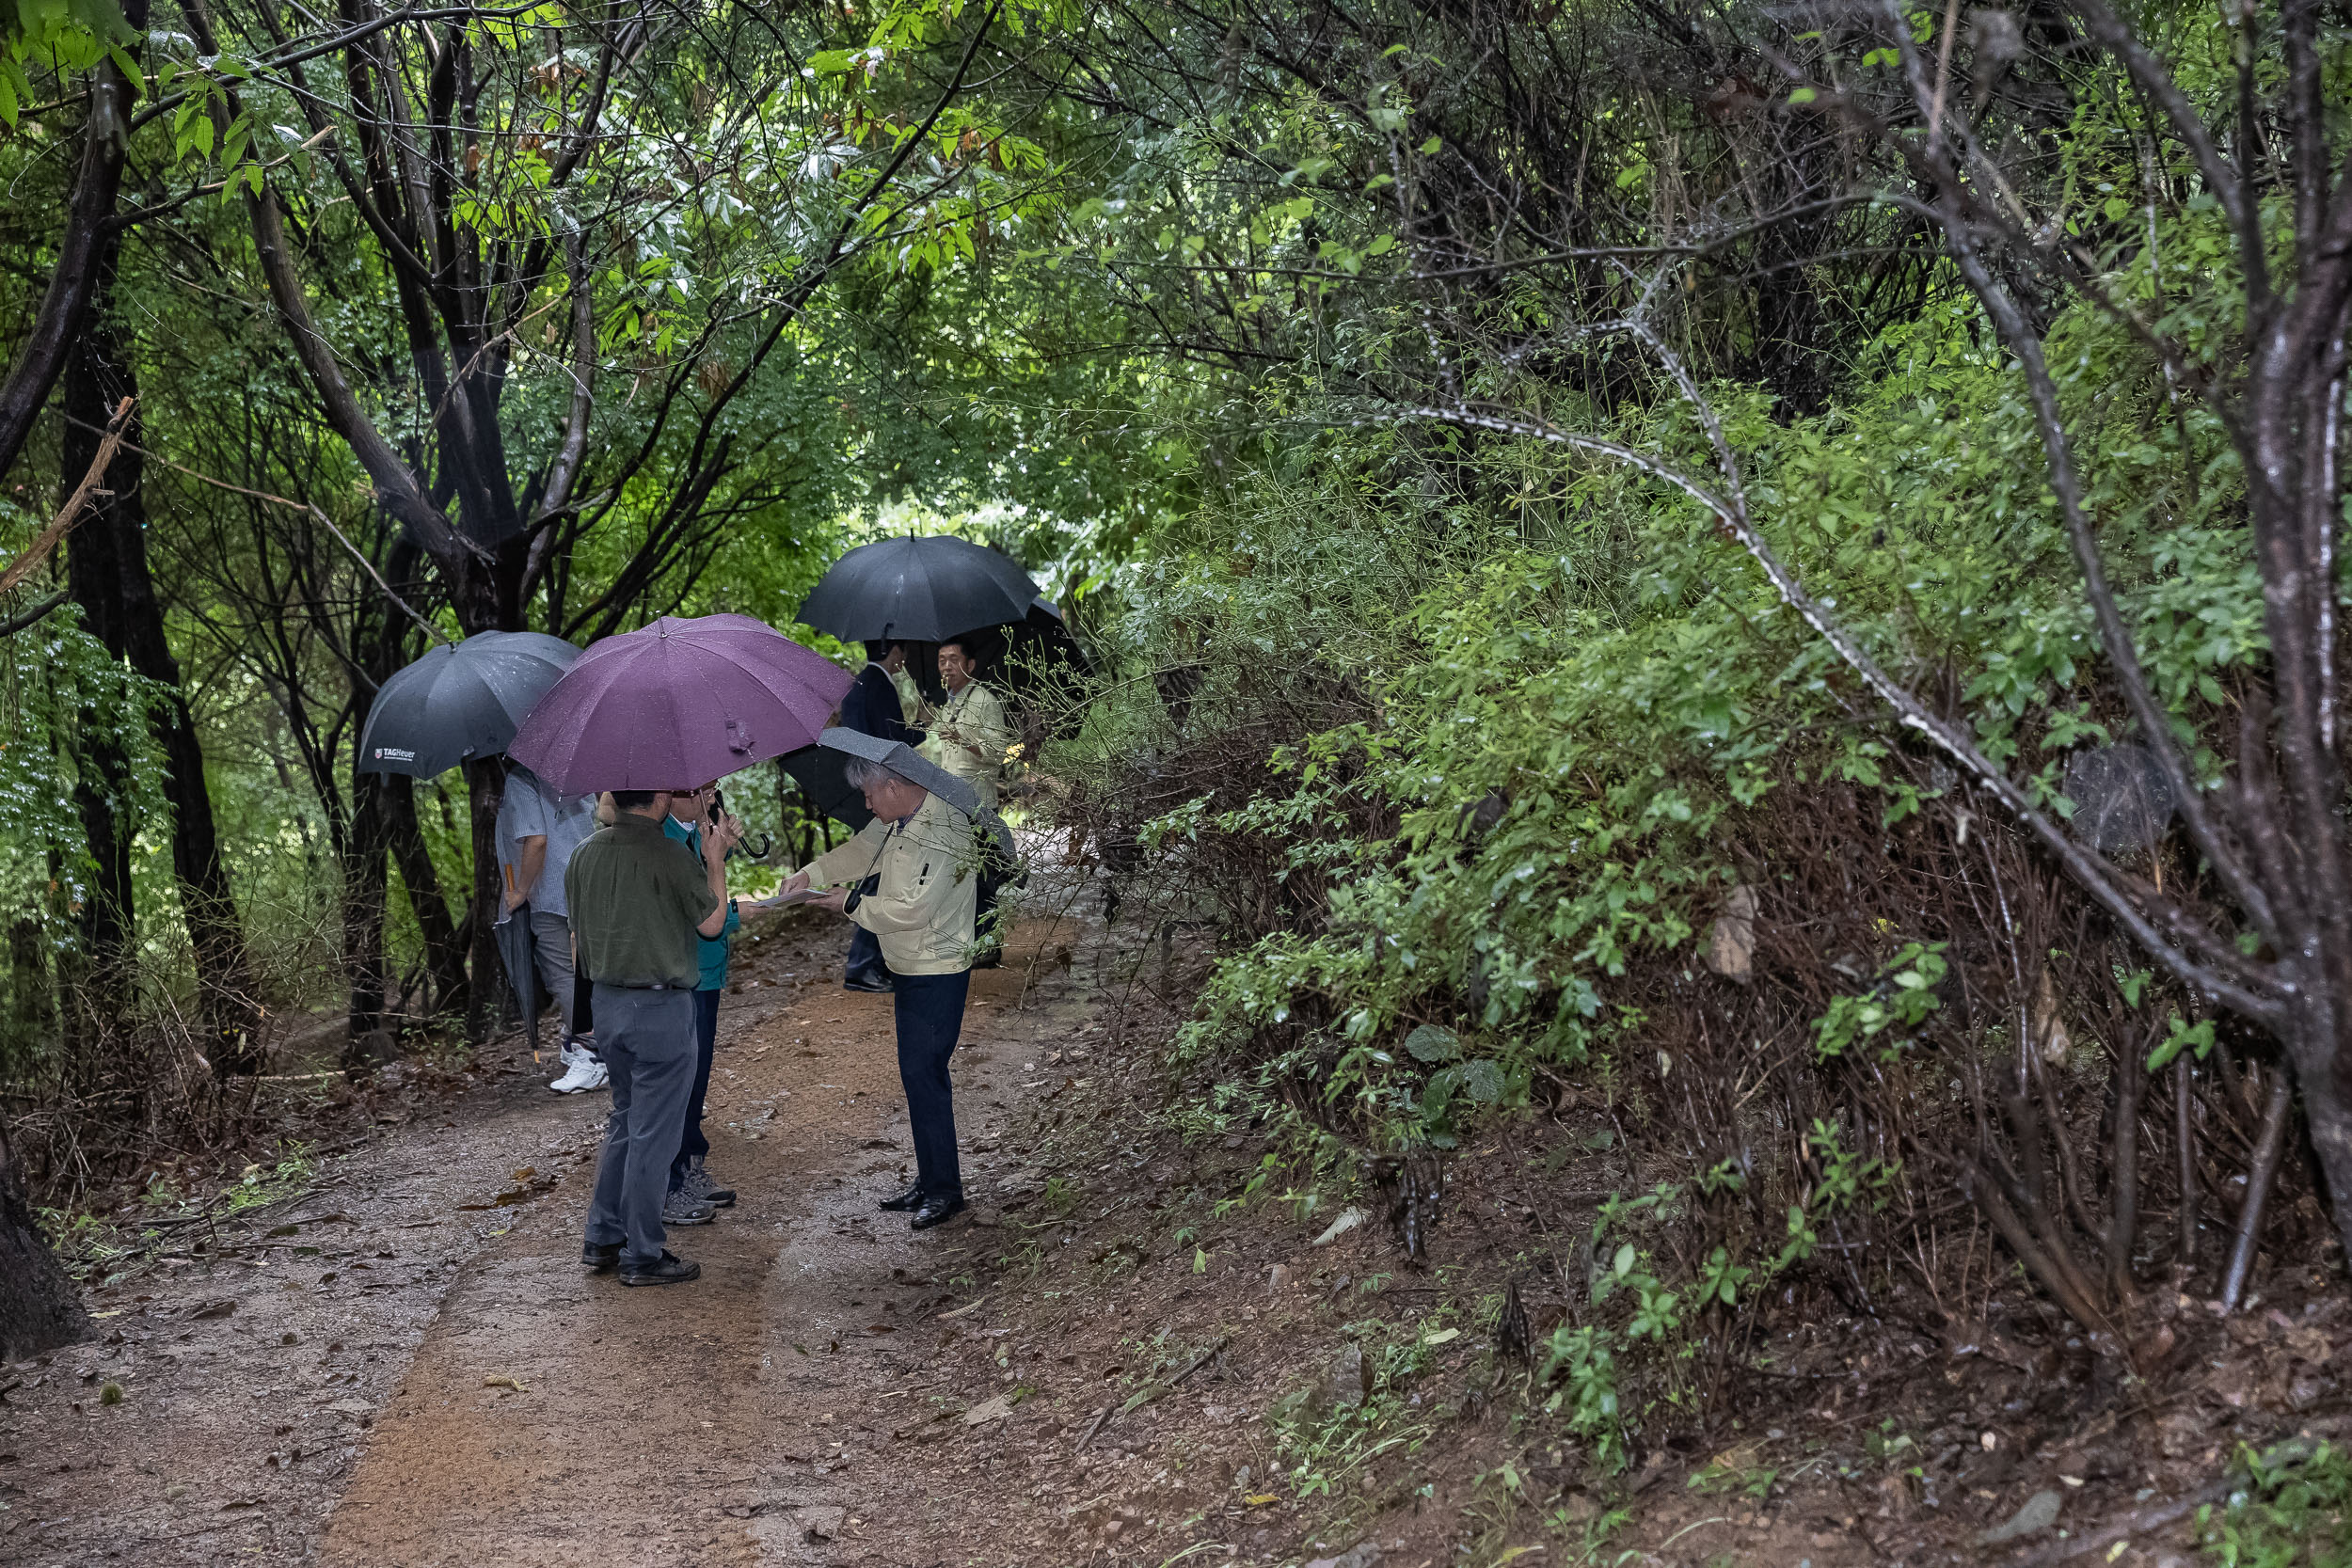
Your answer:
[599,980,680,990]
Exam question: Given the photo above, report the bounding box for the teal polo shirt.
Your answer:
[663,816,739,990]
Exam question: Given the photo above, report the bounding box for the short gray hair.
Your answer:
[842,757,913,791]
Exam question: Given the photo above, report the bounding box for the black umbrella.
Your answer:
[780,729,1000,833]
[780,742,873,832]
[492,905,542,1057]
[797,535,1041,644]
[358,631,580,777]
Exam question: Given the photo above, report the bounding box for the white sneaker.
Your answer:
[549,1042,608,1094]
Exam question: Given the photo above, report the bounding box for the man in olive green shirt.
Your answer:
[567,788,737,1286]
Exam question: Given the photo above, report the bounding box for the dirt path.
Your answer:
[0,912,1089,1567]
[28,901,2266,1568]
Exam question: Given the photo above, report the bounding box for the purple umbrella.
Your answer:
[507,613,852,794]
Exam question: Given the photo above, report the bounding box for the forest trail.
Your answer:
[15,905,2321,1568]
[0,913,1095,1568]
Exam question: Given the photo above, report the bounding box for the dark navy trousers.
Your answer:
[891,968,971,1199]
[668,987,721,1189]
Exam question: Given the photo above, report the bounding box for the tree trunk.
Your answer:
[59,303,138,1052]
[342,771,394,1071]
[0,1,142,489]
[382,773,467,1018]
[61,231,262,1076]
[63,718,135,1036]
[2282,1002,2352,1273]
[2,917,55,1077]
[0,1116,89,1361]
[462,756,506,1044]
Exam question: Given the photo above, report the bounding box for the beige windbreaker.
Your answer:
[799,793,977,975]
[933,681,1013,813]
[890,665,926,730]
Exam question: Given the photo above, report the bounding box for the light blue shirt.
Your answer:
[495,764,596,920]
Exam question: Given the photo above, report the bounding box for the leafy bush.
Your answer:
[1048,271,2280,1456]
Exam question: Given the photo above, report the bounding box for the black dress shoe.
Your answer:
[910,1195,966,1230]
[879,1184,925,1212]
[619,1249,702,1287]
[581,1241,621,1273]
[844,972,895,994]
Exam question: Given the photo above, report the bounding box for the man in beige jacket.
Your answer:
[934,639,1015,964]
[780,756,978,1229]
[933,640,1013,813]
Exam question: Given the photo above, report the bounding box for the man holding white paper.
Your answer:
[774,734,982,1231]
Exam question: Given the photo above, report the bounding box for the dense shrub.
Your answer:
[1045,293,2299,1461]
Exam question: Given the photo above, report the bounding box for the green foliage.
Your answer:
[1812,942,1947,1061]
[2196,1441,2352,1568]
[1107,209,2263,1115]
[0,0,130,126]
[1264,1325,1436,1500]
[1536,1324,1624,1470]
[2149,1011,2220,1071]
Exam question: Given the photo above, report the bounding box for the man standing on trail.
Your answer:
[933,640,1014,966]
[780,753,977,1231]
[834,641,926,994]
[661,784,743,1228]
[932,641,1011,814]
[496,762,604,1093]
[568,788,739,1286]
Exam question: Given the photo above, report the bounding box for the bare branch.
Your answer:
[0,396,135,594]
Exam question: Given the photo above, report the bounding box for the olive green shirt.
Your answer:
[564,811,720,988]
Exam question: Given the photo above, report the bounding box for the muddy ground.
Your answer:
[4,907,2349,1567]
[0,910,1092,1567]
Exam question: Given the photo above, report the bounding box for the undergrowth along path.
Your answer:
[9,911,2345,1568]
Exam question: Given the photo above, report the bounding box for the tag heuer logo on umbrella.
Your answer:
[374,746,417,762]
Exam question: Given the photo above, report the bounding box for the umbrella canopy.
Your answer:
[358,630,580,776]
[507,613,851,794]
[806,725,980,819]
[786,727,1015,852]
[797,535,1041,644]
[780,740,874,832]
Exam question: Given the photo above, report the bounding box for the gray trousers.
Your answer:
[582,985,695,1267]
[526,909,579,1038]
